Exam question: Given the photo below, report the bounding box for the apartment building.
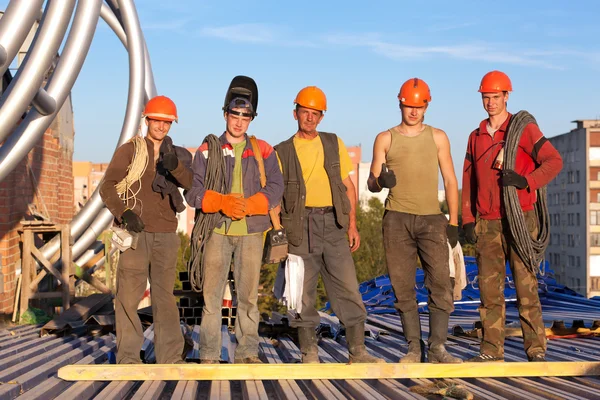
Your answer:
[73,161,109,211]
[546,119,600,298]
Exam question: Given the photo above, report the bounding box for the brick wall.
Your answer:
[0,112,74,316]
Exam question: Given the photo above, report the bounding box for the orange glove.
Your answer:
[245,193,269,216]
[202,190,246,220]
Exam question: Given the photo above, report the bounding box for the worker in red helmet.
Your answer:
[461,71,563,362]
[100,95,193,364]
[275,86,384,364]
[368,78,461,364]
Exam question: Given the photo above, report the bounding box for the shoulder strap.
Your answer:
[249,136,281,230]
[249,136,267,188]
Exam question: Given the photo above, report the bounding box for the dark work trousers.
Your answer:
[289,208,367,329]
[382,211,454,315]
[475,212,546,358]
[115,231,183,364]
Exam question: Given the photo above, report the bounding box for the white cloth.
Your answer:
[273,254,304,313]
[448,242,467,300]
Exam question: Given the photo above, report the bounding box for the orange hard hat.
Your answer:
[143,95,178,123]
[478,71,512,93]
[294,86,327,111]
[398,78,431,107]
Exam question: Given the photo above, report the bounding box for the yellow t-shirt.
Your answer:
[278,135,352,207]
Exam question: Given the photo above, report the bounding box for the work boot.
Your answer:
[297,327,319,363]
[528,353,546,362]
[427,311,462,364]
[345,324,385,363]
[399,311,424,363]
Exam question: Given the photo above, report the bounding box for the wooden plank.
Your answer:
[31,245,64,283]
[20,230,34,320]
[61,224,72,310]
[58,361,600,381]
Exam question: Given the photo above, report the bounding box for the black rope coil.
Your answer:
[502,111,550,275]
[187,134,227,292]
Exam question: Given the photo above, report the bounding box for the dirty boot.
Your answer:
[297,327,319,363]
[399,311,423,363]
[346,324,385,363]
[427,311,462,364]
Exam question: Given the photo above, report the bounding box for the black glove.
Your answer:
[446,224,458,248]
[464,222,477,244]
[501,169,528,189]
[122,209,145,233]
[161,152,179,171]
[377,163,396,189]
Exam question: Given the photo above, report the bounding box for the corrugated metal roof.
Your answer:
[1,261,600,399]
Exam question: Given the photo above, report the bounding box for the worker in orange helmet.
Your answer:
[275,86,384,364]
[462,71,562,362]
[368,78,461,364]
[100,95,193,364]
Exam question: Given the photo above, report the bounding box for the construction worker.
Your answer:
[275,86,383,364]
[462,71,563,362]
[184,76,283,364]
[368,78,462,364]
[100,95,192,364]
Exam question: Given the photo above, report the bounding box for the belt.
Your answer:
[305,206,334,214]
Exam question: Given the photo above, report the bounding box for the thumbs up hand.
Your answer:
[377,163,396,189]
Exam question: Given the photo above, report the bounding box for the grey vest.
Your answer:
[274,132,351,246]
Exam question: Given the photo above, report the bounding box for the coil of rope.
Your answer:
[502,111,550,275]
[187,134,227,292]
[115,136,148,212]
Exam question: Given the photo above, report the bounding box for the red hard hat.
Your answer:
[398,78,431,107]
[478,71,512,93]
[143,95,178,123]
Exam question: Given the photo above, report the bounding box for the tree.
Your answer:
[352,197,387,283]
[174,231,191,290]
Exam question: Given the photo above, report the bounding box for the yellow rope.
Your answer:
[115,136,148,213]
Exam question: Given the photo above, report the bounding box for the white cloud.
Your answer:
[199,24,278,44]
[323,34,567,70]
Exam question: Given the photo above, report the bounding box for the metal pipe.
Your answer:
[67,0,148,262]
[0,0,100,181]
[3,0,155,276]
[0,0,75,144]
[0,0,44,75]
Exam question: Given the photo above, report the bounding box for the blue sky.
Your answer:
[3,1,600,183]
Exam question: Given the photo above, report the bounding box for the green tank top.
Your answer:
[385,125,441,215]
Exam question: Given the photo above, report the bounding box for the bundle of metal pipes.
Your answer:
[0,0,156,277]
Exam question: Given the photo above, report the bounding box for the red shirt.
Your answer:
[461,113,563,224]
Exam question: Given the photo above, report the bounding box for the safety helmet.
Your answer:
[223,75,258,118]
[294,86,327,112]
[478,71,512,93]
[143,95,178,123]
[398,78,431,107]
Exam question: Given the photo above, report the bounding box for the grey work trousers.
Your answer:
[289,208,366,329]
[199,232,264,361]
[115,231,183,364]
[382,211,454,315]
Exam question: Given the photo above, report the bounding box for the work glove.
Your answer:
[501,169,528,189]
[159,140,179,171]
[377,163,396,189]
[245,193,269,216]
[202,190,246,220]
[122,209,145,233]
[463,222,477,244]
[446,224,458,248]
